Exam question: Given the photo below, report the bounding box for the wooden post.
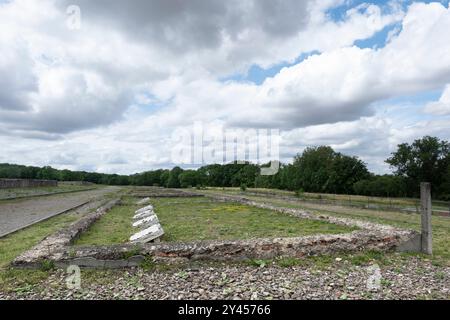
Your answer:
[420,182,433,255]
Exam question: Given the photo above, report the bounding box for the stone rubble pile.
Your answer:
[130,203,164,243]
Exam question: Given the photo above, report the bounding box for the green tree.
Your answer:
[167,166,183,188]
[386,136,450,196]
[159,170,170,187]
[291,146,369,194]
[179,170,201,188]
[231,164,259,188]
[353,175,407,197]
[330,153,370,194]
[37,166,59,180]
[437,165,450,200]
[198,164,224,187]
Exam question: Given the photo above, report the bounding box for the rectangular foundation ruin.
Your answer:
[11,189,421,269]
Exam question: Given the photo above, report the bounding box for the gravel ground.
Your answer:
[0,187,120,237]
[1,256,449,300]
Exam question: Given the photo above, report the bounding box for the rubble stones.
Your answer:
[3,255,448,300]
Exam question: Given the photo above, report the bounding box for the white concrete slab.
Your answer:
[130,224,164,243]
[135,205,154,214]
[133,210,155,220]
[136,197,151,205]
[133,215,159,228]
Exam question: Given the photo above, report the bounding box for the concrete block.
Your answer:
[135,205,154,215]
[130,224,164,243]
[136,197,151,205]
[70,257,106,268]
[420,182,433,255]
[133,210,155,220]
[396,233,421,253]
[133,215,159,228]
[127,255,146,267]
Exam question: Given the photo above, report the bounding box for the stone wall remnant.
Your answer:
[0,179,58,189]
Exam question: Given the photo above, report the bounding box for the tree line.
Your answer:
[1,136,449,200]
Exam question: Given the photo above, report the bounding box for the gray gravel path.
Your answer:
[0,186,120,238]
[1,256,448,300]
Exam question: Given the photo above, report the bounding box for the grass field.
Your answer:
[207,187,450,212]
[154,197,356,242]
[0,211,81,293]
[201,189,450,266]
[74,197,139,246]
[0,212,80,268]
[0,187,449,298]
[0,184,98,201]
[74,197,357,245]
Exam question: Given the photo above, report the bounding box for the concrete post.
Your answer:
[420,182,432,255]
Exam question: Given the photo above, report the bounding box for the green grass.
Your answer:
[0,211,84,292]
[74,197,138,246]
[73,197,356,246]
[205,190,450,266]
[0,213,80,268]
[153,197,356,242]
[0,188,448,295]
[205,187,450,212]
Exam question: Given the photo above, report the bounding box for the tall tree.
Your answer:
[292,146,369,194]
[167,166,183,188]
[386,136,450,195]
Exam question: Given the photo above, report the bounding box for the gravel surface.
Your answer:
[0,187,120,237]
[1,256,448,300]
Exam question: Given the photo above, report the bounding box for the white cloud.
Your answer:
[155,2,450,131]
[425,85,450,115]
[1,0,450,175]
[0,0,404,135]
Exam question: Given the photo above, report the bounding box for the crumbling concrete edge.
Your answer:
[0,200,90,239]
[205,193,421,252]
[12,229,418,269]
[11,193,421,269]
[11,198,121,268]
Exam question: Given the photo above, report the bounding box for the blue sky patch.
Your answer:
[374,89,445,124]
[354,22,402,49]
[221,51,319,85]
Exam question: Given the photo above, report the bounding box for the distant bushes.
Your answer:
[353,175,408,197]
[1,136,449,200]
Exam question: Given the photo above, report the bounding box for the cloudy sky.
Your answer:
[1,0,450,174]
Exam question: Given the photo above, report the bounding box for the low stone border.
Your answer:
[0,187,98,202]
[240,190,450,217]
[130,188,205,198]
[11,191,421,269]
[209,193,422,252]
[15,228,416,269]
[12,198,121,268]
[206,193,408,234]
[132,193,205,198]
[0,201,92,239]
